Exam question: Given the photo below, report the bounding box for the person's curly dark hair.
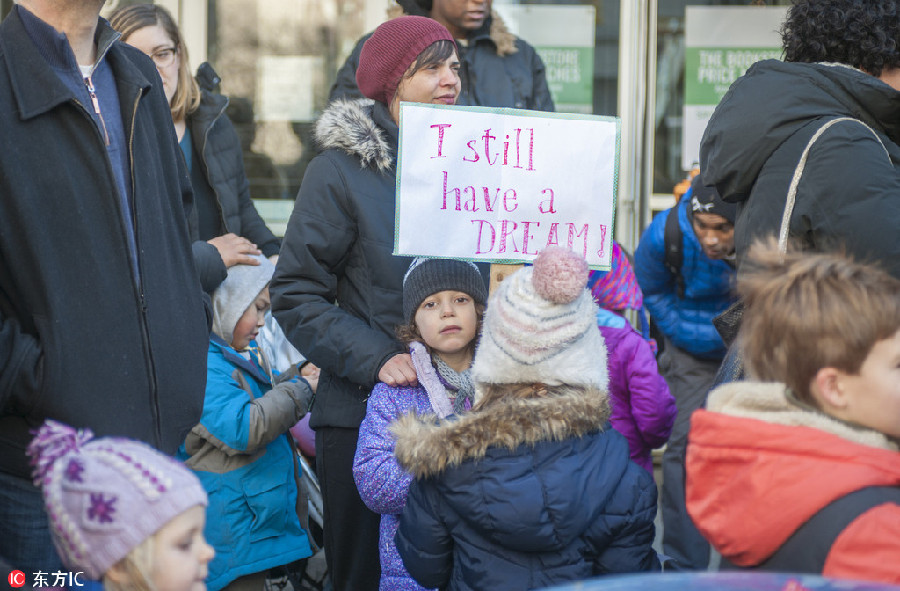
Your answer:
[781,0,900,76]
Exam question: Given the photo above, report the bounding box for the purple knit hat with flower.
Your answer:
[587,242,643,311]
[27,420,208,580]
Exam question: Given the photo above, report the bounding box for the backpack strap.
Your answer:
[721,485,900,573]
[779,117,889,253]
[663,199,685,299]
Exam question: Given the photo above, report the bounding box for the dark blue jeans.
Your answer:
[0,470,65,577]
[0,471,107,589]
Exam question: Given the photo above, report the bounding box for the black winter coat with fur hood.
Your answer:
[271,99,412,429]
[392,385,661,590]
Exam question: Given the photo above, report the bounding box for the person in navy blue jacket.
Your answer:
[634,173,736,571]
[394,248,659,591]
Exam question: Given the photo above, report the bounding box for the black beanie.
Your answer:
[402,258,488,324]
[690,173,737,224]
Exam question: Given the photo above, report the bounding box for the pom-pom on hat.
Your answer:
[27,420,208,580]
[357,16,456,106]
[471,247,609,389]
[212,254,275,347]
[403,257,487,324]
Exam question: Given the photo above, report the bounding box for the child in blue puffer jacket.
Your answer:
[177,254,314,590]
[353,258,488,591]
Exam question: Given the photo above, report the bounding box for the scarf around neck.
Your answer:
[433,354,474,415]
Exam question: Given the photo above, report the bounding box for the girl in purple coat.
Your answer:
[353,258,487,590]
[589,243,676,474]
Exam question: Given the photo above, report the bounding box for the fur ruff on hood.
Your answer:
[388,5,518,56]
[707,382,899,452]
[391,385,611,479]
[314,98,394,172]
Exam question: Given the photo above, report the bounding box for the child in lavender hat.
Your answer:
[28,419,213,591]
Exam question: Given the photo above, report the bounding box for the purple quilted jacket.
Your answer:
[600,323,676,473]
[353,342,461,591]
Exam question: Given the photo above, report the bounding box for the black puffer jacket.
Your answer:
[329,10,554,112]
[0,9,208,478]
[187,90,281,292]
[701,60,900,278]
[271,99,411,429]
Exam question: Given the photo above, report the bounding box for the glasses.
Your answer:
[149,47,178,68]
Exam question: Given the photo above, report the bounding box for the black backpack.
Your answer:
[663,197,687,299]
[720,485,900,573]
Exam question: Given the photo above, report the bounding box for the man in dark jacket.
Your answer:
[0,0,208,576]
[701,0,900,279]
[634,175,736,571]
[329,0,555,112]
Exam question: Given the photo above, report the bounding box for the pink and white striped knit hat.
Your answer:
[471,247,608,389]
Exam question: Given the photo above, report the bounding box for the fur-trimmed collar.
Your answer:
[387,6,518,56]
[314,98,394,172]
[391,386,611,479]
[708,382,899,452]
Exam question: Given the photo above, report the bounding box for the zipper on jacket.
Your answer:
[129,89,163,447]
[83,74,111,146]
[72,76,162,447]
[198,98,230,233]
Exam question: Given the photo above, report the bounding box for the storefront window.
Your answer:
[653,0,791,196]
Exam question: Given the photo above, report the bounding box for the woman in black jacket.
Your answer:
[111,4,281,293]
[270,16,461,591]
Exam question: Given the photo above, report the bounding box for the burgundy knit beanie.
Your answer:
[357,16,455,106]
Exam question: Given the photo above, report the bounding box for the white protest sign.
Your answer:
[395,103,619,270]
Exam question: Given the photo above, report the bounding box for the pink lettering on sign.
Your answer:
[429,123,452,158]
[440,171,461,211]
[469,219,590,258]
[439,172,518,213]
[596,225,608,260]
[567,223,589,258]
[521,221,540,255]
[538,188,556,214]
[472,219,496,254]
[462,128,536,171]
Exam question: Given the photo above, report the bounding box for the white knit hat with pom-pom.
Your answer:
[471,247,608,389]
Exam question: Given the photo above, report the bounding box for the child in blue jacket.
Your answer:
[177,254,314,590]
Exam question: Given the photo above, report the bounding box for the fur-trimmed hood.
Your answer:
[388,5,518,56]
[392,385,611,479]
[314,97,395,172]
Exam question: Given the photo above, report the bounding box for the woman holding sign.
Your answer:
[270,16,462,591]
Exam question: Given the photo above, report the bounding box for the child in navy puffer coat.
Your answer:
[394,247,660,591]
[589,242,676,474]
[353,258,488,591]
